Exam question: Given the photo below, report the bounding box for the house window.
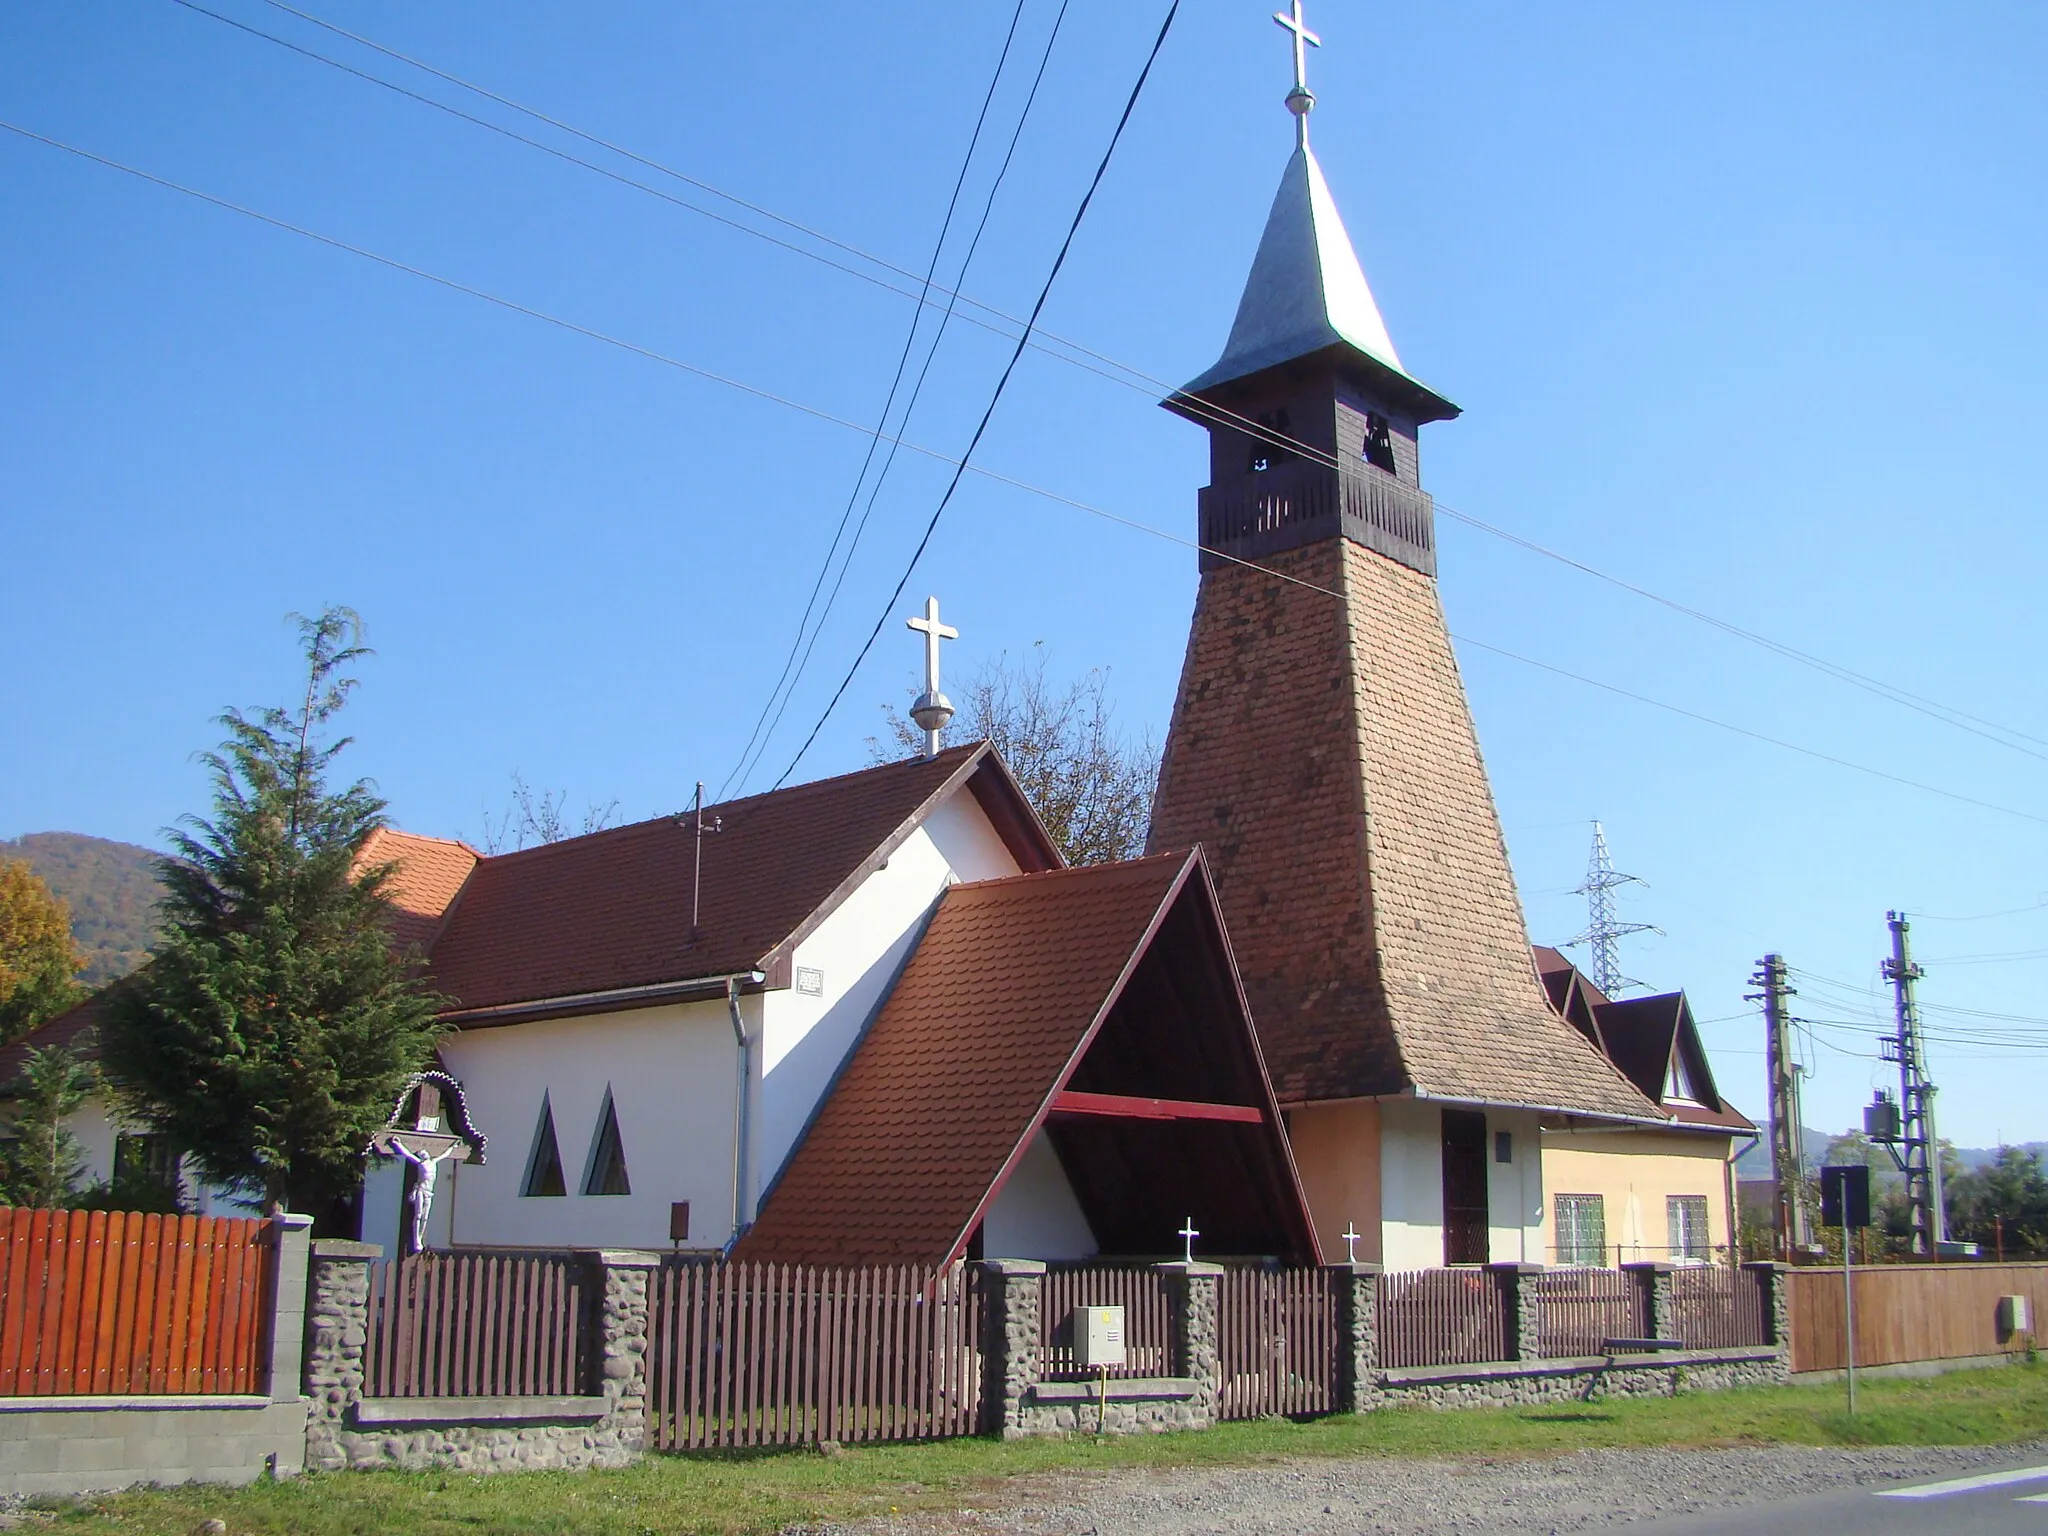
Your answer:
[1668,1195,1711,1261]
[521,1094,567,1197]
[583,1090,632,1197]
[1363,411,1397,474]
[113,1134,180,1192]
[1494,1130,1513,1164]
[1554,1194,1606,1267]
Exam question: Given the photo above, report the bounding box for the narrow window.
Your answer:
[1667,1195,1710,1261]
[1554,1193,1606,1267]
[521,1093,567,1197]
[1493,1130,1513,1164]
[1363,411,1397,474]
[583,1089,632,1197]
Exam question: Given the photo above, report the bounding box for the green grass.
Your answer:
[31,1363,2048,1536]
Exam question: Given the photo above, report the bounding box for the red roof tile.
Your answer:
[354,828,479,952]
[424,745,1057,1018]
[738,851,1259,1266]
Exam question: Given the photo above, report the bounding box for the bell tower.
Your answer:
[1148,11,1652,1136]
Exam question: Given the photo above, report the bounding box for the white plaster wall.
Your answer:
[1378,1097,1445,1270]
[438,998,738,1251]
[361,1157,406,1254]
[982,1130,1096,1261]
[756,792,1021,1198]
[1485,1108,1544,1264]
[56,1096,235,1215]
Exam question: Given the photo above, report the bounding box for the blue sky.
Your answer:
[4,2,2045,1142]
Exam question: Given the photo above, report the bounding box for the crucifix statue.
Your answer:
[905,596,959,759]
[1273,0,1321,142]
[368,1072,486,1255]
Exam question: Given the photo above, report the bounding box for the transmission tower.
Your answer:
[1567,821,1659,996]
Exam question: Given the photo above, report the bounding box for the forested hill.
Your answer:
[2,832,163,984]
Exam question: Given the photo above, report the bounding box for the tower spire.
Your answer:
[1273,1,1321,146]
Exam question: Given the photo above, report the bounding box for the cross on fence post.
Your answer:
[1342,1223,1361,1264]
[1179,1217,1200,1266]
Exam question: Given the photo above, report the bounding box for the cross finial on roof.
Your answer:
[906,596,960,760]
[1273,0,1321,144]
[1179,1216,1200,1265]
[1341,1222,1361,1264]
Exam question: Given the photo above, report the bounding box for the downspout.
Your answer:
[727,973,764,1247]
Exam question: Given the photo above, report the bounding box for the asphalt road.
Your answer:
[1636,1459,2048,1535]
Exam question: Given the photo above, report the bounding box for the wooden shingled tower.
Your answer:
[1148,20,1653,1140]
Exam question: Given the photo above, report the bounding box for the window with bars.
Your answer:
[1554,1193,1607,1267]
[1667,1195,1711,1261]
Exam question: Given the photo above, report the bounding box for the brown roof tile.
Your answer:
[737,852,1211,1266]
[354,828,479,953]
[1150,538,1661,1121]
[425,744,1055,1017]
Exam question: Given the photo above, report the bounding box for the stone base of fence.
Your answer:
[1377,1344,1787,1409]
[303,1243,655,1475]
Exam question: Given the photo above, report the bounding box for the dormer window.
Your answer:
[1363,411,1397,475]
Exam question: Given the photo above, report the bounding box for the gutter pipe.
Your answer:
[727,971,765,1247]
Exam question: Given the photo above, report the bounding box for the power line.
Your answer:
[769,0,1182,789]
[13,115,2048,829]
[183,0,2048,766]
[718,0,1039,801]
[730,0,1072,798]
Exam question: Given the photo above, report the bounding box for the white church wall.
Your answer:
[1378,1097,1445,1270]
[56,1096,236,1216]
[981,1130,1095,1261]
[756,790,1021,1197]
[361,1156,406,1254]
[1485,1108,1544,1264]
[437,998,738,1252]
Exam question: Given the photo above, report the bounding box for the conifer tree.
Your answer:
[0,1043,96,1209]
[103,609,441,1220]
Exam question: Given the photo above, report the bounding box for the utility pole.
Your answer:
[1880,911,1948,1255]
[1751,955,1810,1259]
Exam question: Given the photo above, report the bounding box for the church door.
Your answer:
[1440,1109,1490,1265]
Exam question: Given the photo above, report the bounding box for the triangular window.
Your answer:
[521,1094,567,1197]
[583,1089,631,1197]
[1665,1050,1706,1106]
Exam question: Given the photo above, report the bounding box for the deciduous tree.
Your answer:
[103,609,442,1224]
[0,859,86,1045]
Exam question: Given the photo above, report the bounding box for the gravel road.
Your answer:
[806,1441,2046,1536]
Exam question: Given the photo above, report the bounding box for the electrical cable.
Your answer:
[768,0,1182,789]
[12,113,2048,828]
[716,0,1035,801]
[183,0,2048,765]
[729,0,1073,797]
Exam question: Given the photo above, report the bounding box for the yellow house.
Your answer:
[1533,948,1756,1266]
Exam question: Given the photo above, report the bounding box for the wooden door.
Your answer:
[1441,1109,1490,1265]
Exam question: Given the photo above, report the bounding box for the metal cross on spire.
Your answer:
[905,596,959,759]
[1273,0,1321,143]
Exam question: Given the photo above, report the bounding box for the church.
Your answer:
[5,8,1750,1272]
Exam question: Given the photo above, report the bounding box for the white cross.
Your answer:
[905,596,960,758]
[1179,1216,1200,1265]
[1273,1,1320,98]
[1342,1223,1361,1264]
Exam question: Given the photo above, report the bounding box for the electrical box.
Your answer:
[1864,1094,1902,1142]
[1072,1305,1125,1370]
[1999,1294,2030,1339]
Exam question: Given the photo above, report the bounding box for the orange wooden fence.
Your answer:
[0,1208,274,1396]
[1788,1260,2048,1373]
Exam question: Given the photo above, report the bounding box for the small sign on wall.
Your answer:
[796,967,825,997]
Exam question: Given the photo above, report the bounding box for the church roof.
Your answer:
[736,849,1318,1267]
[354,829,479,952]
[425,743,1060,1021]
[1177,143,1457,422]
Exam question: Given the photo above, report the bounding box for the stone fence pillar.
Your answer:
[265,1213,315,1412]
[1327,1263,1380,1413]
[302,1238,381,1473]
[1742,1261,1792,1353]
[1622,1261,1676,1340]
[1154,1261,1222,1426]
[1490,1262,1544,1360]
[977,1259,1046,1439]
[591,1251,659,1452]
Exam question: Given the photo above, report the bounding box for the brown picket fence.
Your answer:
[1215,1265,1339,1418]
[364,1249,587,1397]
[648,1260,983,1449]
[0,1207,274,1396]
[1536,1267,1648,1358]
[1377,1267,1508,1367]
[1667,1265,1768,1349]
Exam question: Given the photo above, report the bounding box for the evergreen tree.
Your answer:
[103,609,441,1220]
[0,1043,97,1209]
[1949,1146,2048,1257]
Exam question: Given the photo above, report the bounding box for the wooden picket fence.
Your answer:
[1668,1265,1768,1349]
[364,1250,587,1397]
[647,1260,983,1449]
[1215,1265,1339,1418]
[0,1208,274,1396]
[1536,1267,1647,1358]
[1377,1267,1506,1367]
[1041,1264,1174,1380]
